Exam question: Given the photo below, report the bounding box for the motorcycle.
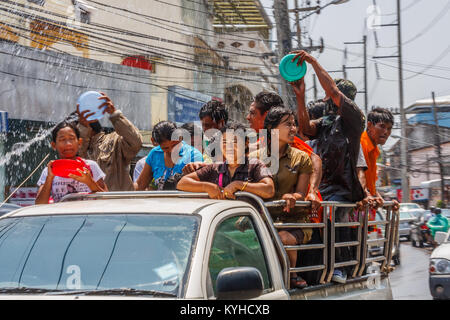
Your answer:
[410,217,434,248]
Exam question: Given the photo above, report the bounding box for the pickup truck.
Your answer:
[0,191,399,300]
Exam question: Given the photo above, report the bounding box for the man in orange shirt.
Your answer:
[360,108,398,211]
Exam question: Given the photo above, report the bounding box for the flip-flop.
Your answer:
[290,276,308,289]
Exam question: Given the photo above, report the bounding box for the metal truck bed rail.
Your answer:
[264,199,398,288]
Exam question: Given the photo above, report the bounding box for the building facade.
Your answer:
[0,0,278,201]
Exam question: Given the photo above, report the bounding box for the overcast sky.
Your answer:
[261,0,450,149]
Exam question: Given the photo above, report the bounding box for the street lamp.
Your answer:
[332,0,350,4]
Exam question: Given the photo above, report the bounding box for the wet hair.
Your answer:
[264,106,295,131]
[199,100,228,124]
[253,91,284,114]
[219,121,248,134]
[51,121,80,143]
[152,121,177,144]
[89,121,103,134]
[368,108,394,126]
[210,122,250,156]
[264,107,295,152]
[180,122,198,137]
[307,101,326,120]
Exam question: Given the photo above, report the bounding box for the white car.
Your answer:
[429,231,450,300]
[399,203,426,220]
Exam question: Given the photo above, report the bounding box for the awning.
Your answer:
[212,0,272,29]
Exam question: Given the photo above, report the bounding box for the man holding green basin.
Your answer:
[288,50,366,284]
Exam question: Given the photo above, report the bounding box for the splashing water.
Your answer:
[0,112,78,167]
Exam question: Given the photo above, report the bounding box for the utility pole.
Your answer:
[397,0,409,202]
[312,75,318,100]
[373,0,409,202]
[431,91,445,203]
[294,0,302,49]
[273,0,295,109]
[363,35,368,115]
[344,36,368,115]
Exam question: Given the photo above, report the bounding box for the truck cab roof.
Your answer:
[3,197,254,218]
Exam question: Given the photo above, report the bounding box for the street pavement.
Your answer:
[390,241,433,300]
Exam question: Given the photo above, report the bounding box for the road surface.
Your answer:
[390,241,433,300]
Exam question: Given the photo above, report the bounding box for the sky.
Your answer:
[260,0,450,149]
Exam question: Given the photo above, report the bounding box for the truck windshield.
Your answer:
[0,214,199,297]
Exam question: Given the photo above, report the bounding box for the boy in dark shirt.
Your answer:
[290,50,366,284]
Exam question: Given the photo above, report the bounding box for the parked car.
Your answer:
[399,203,426,220]
[0,203,21,217]
[441,209,450,222]
[429,231,450,300]
[368,210,386,256]
[399,211,417,241]
[370,209,401,266]
[0,192,399,300]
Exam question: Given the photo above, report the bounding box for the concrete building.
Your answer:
[384,95,450,206]
[0,0,277,126]
[0,0,278,202]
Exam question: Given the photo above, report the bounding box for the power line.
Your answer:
[0,10,279,86]
[403,44,450,80]
[86,0,278,44]
[374,1,450,48]
[324,43,450,81]
[1,5,277,72]
[0,47,234,93]
[378,0,423,16]
[2,0,273,59]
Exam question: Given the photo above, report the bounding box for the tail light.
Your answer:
[377,228,382,237]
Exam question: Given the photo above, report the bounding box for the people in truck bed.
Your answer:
[36,121,107,204]
[135,121,203,191]
[246,91,322,214]
[177,122,275,200]
[76,92,142,191]
[250,106,314,289]
[290,49,366,284]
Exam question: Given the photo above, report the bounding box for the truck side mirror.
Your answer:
[216,267,264,300]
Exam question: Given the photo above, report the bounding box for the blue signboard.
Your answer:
[167,86,212,125]
[0,111,8,133]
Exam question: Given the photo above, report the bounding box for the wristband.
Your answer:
[241,181,249,191]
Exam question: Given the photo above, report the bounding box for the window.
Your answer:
[0,214,199,297]
[78,8,90,24]
[443,164,450,176]
[27,0,45,5]
[208,215,271,294]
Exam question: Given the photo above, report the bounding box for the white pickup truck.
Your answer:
[0,191,399,300]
